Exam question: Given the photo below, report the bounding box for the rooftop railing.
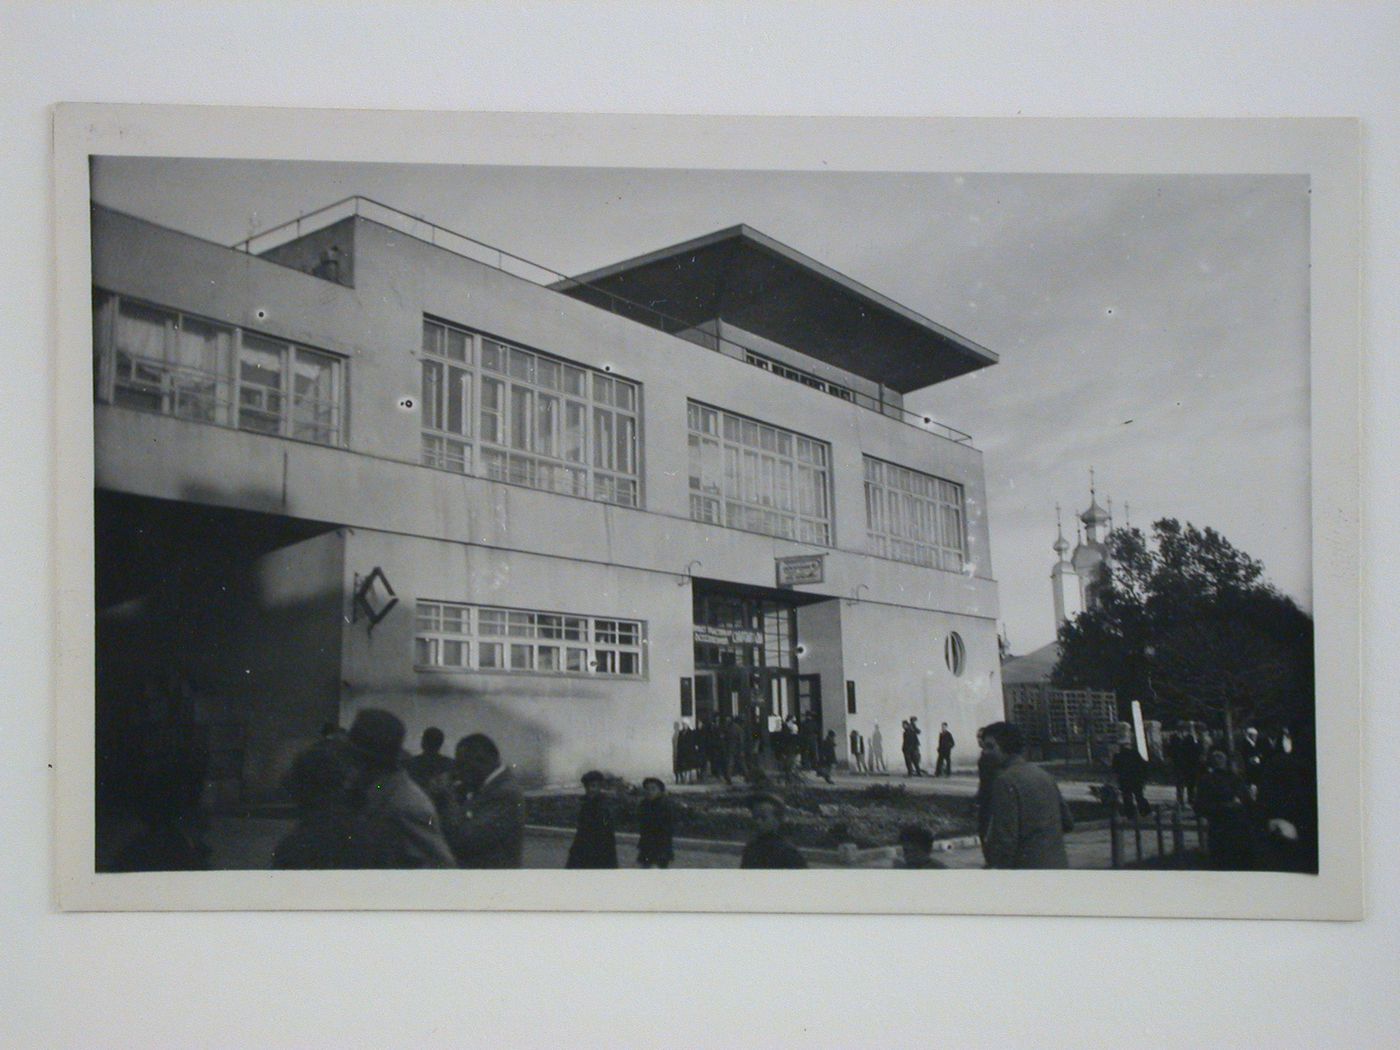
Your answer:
[233,195,974,445]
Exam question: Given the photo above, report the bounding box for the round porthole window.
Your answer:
[944,632,966,676]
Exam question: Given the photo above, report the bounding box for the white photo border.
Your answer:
[52,105,1361,918]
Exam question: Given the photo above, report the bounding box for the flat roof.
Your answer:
[552,225,997,393]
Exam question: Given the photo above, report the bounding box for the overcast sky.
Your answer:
[91,158,1311,653]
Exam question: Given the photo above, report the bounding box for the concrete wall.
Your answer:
[336,529,694,787]
[837,602,1003,772]
[92,209,998,621]
[796,598,847,754]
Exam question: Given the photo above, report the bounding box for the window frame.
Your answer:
[93,289,347,447]
[414,599,647,680]
[420,317,642,508]
[862,455,968,572]
[686,400,834,546]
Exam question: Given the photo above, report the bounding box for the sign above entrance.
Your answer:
[776,554,825,587]
[694,627,763,646]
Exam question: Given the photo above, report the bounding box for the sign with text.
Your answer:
[693,627,763,646]
[776,554,825,587]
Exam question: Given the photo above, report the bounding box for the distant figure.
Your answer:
[935,723,955,778]
[1167,726,1205,807]
[897,825,947,870]
[1111,742,1151,818]
[1195,748,1254,870]
[869,723,887,773]
[636,777,676,869]
[740,793,808,869]
[435,734,524,868]
[110,745,212,873]
[974,726,997,843]
[816,730,838,785]
[725,716,744,784]
[849,729,867,774]
[903,717,925,776]
[344,708,456,869]
[405,726,455,792]
[979,721,1072,869]
[1239,726,1269,798]
[567,770,619,869]
[274,737,397,869]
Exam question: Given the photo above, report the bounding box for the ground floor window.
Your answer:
[415,600,645,678]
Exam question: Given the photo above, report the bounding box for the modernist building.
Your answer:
[91,198,1005,800]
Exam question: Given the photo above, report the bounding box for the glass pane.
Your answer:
[564,365,586,395]
[510,644,534,670]
[422,320,444,356]
[481,339,505,372]
[478,642,503,669]
[443,640,467,666]
[508,347,533,381]
[537,357,561,391]
[538,646,559,671]
[536,394,558,457]
[510,385,532,451]
[446,366,469,436]
[116,301,170,360]
[445,327,469,362]
[415,638,437,666]
[593,410,614,470]
[564,401,587,463]
[566,648,587,672]
[421,360,442,431]
[480,377,504,443]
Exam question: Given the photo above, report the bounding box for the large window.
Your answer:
[744,350,856,403]
[686,402,832,545]
[415,601,645,678]
[863,456,966,571]
[421,318,640,508]
[93,291,344,446]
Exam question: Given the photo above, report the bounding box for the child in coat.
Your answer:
[635,776,676,869]
[566,770,619,869]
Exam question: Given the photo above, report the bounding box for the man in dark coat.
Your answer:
[1167,727,1204,807]
[434,734,524,868]
[903,717,925,776]
[274,737,400,870]
[343,708,457,869]
[1239,726,1269,798]
[566,770,619,868]
[1111,742,1152,818]
[635,777,676,869]
[740,793,807,869]
[1195,748,1255,870]
[935,722,955,778]
[980,721,1072,869]
[816,729,837,785]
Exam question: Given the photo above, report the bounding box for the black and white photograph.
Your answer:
[51,107,1360,918]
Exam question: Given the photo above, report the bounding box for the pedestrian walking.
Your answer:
[869,723,887,774]
[979,721,1072,869]
[636,777,676,869]
[434,734,524,868]
[740,793,808,869]
[816,730,837,785]
[934,722,955,777]
[566,770,619,868]
[849,729,867,775]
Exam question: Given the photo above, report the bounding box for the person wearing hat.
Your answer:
[635,776,676,869]
[740,793,807,869]
[566,770,619,868]
[433,734,524,869]
[346,708,456,869]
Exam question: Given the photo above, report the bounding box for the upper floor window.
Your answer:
[863,456,966,571]
[415,600,645,678]
[687,401,832,545]
[421,318,640,508]
[93,290,344,446]
[744,350,856,403]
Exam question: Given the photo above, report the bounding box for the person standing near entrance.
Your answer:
[935,723,955,778]
[869,723,887,773]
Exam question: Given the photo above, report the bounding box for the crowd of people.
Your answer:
[1162,723,1317,872]
[106,704,1315,874]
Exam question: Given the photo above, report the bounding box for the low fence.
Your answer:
[1106,800,1208,868]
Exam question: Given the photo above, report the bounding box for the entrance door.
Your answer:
[797,674,822,736]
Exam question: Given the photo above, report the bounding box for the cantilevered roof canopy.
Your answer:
[551,225,997,393]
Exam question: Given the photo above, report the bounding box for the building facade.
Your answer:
[92,200,1004,799]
